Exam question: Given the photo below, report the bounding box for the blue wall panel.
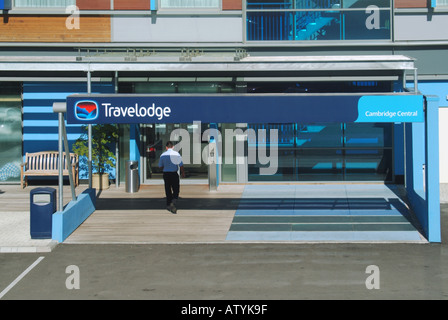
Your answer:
[404,96,442,242]
[394,123,404,176]
[0,0,11,10]
[23,82,114,180]
[408,80,448,107]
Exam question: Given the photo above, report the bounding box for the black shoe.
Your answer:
[169,203,177,214]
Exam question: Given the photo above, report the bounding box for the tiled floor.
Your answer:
[226,184,426,242]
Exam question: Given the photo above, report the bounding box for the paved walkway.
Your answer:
[0,184,87,253]
[65,184,243,244]
[0,182,438,252]
[0,211,57,253]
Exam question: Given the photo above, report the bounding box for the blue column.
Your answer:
[404,120,426,233]
[130,124,141,162]
[405,95,441,242]
[425,96,441,242]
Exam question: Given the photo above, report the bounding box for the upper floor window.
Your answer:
[247,0,391,9]
[246,0,392,41]
[14,0,75,7]
[436,0,448,6]
[160,0,220,9]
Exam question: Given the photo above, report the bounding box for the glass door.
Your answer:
[142,123,209,183]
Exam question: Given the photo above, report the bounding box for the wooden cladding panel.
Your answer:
[0,16,111,42]
[395,0,428,8]
[114,0,151,10]
[77,0,111,10]
[222,0,242,10]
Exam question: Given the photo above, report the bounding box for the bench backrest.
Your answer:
[26,152,78,172]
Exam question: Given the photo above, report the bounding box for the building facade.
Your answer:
[0,0,447,187]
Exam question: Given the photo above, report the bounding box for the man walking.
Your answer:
[159,141,185,214]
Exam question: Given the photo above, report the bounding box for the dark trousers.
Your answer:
[163,172,180,206]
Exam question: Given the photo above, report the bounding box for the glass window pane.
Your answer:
[297,124,343,148]
[247,0,293,9]
[248,124,295,147]
[0,99,22,183]
[249,148,296,181]
[247,12,294,41]
[246,2,392,41]
[15,0,75,7]
[177,83,220,94]
[247,11,343,41]
[220,83,236,93]
[246,122,393,182]
[345,123,392,148]
[342,0,391,8]
[296,0,341,9]
[343,9,391,40]
[145,123,208,180]
[221,123,237,182]
[345,149,392,181]
[135,83,177,94]
[297,149,343,181]
[161,0,219,8]
[295,11,342,40]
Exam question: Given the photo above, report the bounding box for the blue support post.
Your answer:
[130,124,141,161]
[130,124,141,177]
[150,0,158,11]
[405,95,441,242]
[425,96,441,242]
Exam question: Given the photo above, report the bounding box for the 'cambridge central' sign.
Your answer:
[66,93,424,125]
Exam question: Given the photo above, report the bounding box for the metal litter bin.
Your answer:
[126,160,140,193]
[30,187,56,239]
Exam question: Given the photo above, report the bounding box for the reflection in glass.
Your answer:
[343,9,390,40]
[247,0,293,9]
[161,0,219,8]
[247,12,294,41]
[247,123,393,182]
[345,149,393,181]
[246,2,391,41]
[342,0,391,8]
[345,123,392,148]
[0,99,22,183]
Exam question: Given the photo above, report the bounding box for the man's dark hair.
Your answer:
[166,141,174,148]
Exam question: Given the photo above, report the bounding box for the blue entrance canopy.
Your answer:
[66,93,424,125]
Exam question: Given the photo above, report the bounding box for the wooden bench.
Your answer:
[20,151,79,188]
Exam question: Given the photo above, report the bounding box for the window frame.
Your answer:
[13,0,75,8]
[158,0,222,11]
[435,0,448,7]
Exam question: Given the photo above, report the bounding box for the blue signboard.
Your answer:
[66,94,424,125]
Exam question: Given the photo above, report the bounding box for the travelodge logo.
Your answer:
[75,100,99,121]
